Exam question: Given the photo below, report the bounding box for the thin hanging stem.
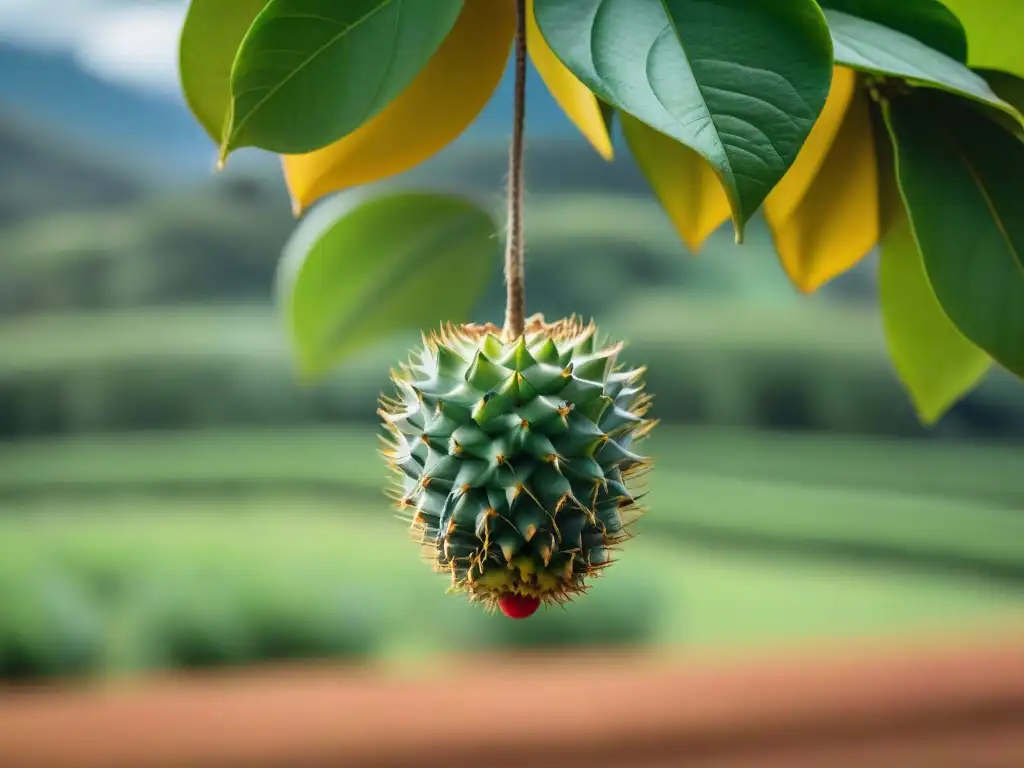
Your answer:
[503,0,528,340]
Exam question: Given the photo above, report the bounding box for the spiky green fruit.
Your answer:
[379,314,655,611]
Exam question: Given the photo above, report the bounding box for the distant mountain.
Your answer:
[0,41,589,182]
[0,110,147,225]
[0,42,212,179]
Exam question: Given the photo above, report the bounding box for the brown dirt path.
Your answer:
[0,631,1022,767]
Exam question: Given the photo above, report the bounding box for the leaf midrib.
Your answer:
[655,0,735,200]
[935,117,1024,280]
[228,0,396,147]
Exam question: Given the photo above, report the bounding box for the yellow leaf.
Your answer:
[880,209,990,425]
[281,0,515,216]
[764,67,879,293]
[620,112,729,252]
[526,0,613,161]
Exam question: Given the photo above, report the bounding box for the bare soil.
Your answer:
[1,630,1022,767]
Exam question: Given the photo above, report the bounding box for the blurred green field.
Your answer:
[3,301,1023,440]
[3,92,1023,694]
[2,426,1022,682]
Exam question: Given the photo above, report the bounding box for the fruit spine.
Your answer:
[379,314,655,614]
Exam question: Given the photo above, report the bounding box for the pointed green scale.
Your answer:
[596,438,645,470]
[465,351,514,391]
[436,381,490,410]
[559,375,605,406]
[480,333,505,361]
[450,489,488,528]
[499,336,538,371]
[512,504,550,542]
[535,404,571,437]
[418,488,450,517]
[576,394,614,424]
[553,412,608,457]
[433,343,468,378]
[472,390,516,428]
[449,422,491,458]
[522,431,559,463]
[557,510,587,550]
[564,456,606,484]
[452,458,493,489]
[483,413,525,437]
[497,369,537,404]
[603,477,632,503]
[383,408,424,436]
[532,531,556,567]
[532,463,573,504]
[530,338,561,364]
[600,404,644,435]
[521,363,570,396]
[422,446,460,477]
[517,394,563,426]
[474,507,494,539]
[412,370,464,397]
[443,532,480,563]
[394,452,424,481]
[495,539,522,566]
[569,352,614,383]
[595,500,624,534]
[485,486,509,516]
[380,317,653,608]
[421,406,463,439]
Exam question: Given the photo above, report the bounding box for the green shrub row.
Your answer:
[0,551,660,683]
[1,329,1021,441]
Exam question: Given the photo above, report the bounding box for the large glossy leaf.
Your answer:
[940,0,1024,78]
[970,69,1024,141]
[223,0,464,158]
[525,0,612,161]
[884,92,1024,379]
[869,101,902,240]
[978,69,1024,116]
[818,0,967,61]
[277,192,499,377]
[178,0,269,144]
[619,112,729,253]
[534,0,834,239]
[764,67,878,293]
[823,9,1019,122]
[282,0,513,215]
[879,209,990,425]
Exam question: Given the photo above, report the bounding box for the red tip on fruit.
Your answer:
[497,593,540,619]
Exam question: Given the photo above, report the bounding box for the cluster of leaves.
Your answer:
[178,0,1024,425]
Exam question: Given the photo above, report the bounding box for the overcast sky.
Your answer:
[0,0,187,96]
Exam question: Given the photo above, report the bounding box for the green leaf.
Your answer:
[818,0,967,61]
[277,191,499,378]
[223,0,464,158]
[879,208,990,425]
[939,0,1024,79]
[884,91,1024,379]
[978,69,1024,113]
[534,0,834,240]
[972,68,1024,140]
[823,9,1020,121]
[178,0,269,144]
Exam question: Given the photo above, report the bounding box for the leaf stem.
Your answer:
[503,0,528,340]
